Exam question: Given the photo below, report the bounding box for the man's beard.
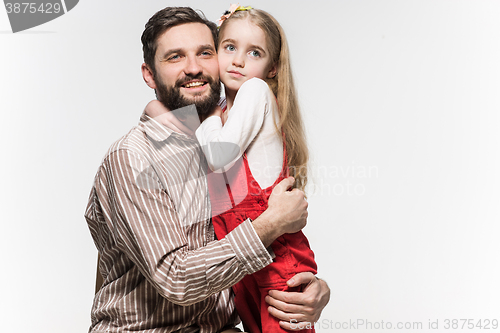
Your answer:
[155,73,221,116]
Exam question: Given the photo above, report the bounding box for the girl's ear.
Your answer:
[267,63,278,79]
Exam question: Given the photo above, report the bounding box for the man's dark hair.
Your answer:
[141,7,218,75]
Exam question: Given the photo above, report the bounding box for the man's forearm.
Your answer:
[94,149,274,306]
[252,209,282,248]
[251,177,308,248]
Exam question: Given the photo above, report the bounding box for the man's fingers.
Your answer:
[265,294,304,314]
[266,301,310,323]
[267,302,315,331]
[268,289,306,306]
[272,177,295,194]
[278,320,315,331]
[266,275,330,328]
[266,290,315,321]
[268,280,320,314]
[287,272,316,287]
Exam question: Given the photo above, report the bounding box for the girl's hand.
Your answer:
[145,100,167,118]
[209,105,223,119]
[144,100,194,135]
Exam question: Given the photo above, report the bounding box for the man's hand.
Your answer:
[252,177,308,247]
[266,272,330,331]
[144,100,194,135]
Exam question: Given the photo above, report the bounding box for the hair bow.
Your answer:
[217,4,252,27]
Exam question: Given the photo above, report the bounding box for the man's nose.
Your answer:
[184,55,203,75]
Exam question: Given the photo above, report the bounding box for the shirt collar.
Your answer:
[139,98,226,142]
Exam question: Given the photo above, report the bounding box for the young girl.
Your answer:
[147,6,317,333]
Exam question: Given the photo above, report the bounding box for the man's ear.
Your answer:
[141,63,157,89]
[267,63,278,79]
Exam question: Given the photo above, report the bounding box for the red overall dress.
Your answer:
[207,127,317,333]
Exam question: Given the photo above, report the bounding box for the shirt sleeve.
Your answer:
[195,78,276,171]
[96,148,273,306]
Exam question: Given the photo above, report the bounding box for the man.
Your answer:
[85,7,329,333]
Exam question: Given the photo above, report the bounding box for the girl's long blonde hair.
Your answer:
[219,9,309,191]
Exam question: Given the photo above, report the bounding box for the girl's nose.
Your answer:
[232,52,245,67]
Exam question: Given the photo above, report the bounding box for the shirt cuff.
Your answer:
[225,218,273,275]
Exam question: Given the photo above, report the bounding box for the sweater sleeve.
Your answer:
[195,78,276,171]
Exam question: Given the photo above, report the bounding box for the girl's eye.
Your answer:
[225,45,236,52]
[249,50,261,57]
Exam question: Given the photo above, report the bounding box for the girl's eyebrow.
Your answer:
[249,44,266,55]
[220,38,237,45]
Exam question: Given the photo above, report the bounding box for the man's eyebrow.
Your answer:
[159,44,215,61]
[159,48,183,61]
[198,44,216,52]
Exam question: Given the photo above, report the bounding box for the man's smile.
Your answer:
[181,80,208,88]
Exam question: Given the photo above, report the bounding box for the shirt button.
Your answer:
[257,199,265,206]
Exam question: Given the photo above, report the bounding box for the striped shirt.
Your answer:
[85,111,273,333]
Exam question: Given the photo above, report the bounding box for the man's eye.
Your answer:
[168,55,180,61]
[249,50,261,57]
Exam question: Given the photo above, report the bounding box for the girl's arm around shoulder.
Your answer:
[232,77,274,114]
[195,78,276,171]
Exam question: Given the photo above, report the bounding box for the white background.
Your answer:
[1,1,499,332]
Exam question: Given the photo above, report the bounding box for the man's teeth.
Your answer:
[184,81,205,88]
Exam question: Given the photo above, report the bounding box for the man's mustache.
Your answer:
[175,74,216,87]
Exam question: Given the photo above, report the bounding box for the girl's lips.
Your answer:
[227,70,244,78]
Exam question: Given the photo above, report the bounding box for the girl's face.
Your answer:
[218,18,276,94]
